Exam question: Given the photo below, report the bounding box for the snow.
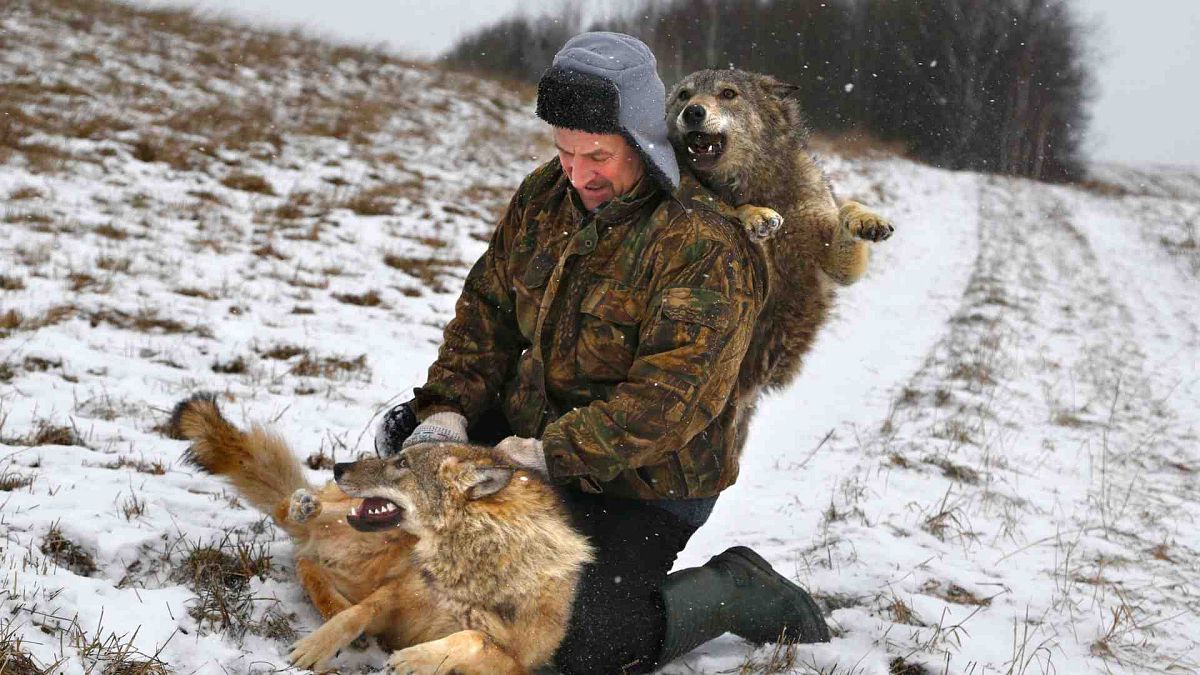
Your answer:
[2,2,1198,674]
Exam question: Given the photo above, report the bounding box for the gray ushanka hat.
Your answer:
[536,32,680,192]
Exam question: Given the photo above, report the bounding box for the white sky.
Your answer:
[137,0,1200,166]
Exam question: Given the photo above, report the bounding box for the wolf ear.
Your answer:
[769,83,801,100]
[464,466,514,500]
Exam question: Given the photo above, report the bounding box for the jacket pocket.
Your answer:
[515,251,555,339]
[577,279,640,382]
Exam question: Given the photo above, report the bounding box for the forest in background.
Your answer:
[444,0,1091,182]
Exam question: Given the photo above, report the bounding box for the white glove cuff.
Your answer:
[401,411,468,449]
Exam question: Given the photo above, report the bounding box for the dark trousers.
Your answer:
[465,405,714,673]
[553,489,713,675]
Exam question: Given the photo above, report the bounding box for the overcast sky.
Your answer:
[138,0,1199,167]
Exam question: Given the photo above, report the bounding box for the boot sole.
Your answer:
[718,546,832,643]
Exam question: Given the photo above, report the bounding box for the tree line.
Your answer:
[444,0,1091,181]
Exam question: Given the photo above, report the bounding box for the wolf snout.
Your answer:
[682,104,707,126]
[333,461,353,481]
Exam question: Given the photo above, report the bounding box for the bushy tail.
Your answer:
[169,393,311,517]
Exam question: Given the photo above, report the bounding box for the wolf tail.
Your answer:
[169,393,312,519]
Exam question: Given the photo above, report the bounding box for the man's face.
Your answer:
[553,127,646,210]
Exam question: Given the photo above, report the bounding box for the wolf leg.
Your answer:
[296,558,352,620]
[288,578,392,670]
[821,201,893,285]
[388,630,524,675]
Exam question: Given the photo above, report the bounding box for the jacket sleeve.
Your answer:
[540,214,765,483]
[411,187,528,423]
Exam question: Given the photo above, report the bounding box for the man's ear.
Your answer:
[465,466,514,500]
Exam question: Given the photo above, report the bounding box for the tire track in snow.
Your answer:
[768,174,1200,674]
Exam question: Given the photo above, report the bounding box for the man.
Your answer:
[375,32,829,674]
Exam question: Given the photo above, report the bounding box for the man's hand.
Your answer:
[494,436,548,476]
[374,405,468,457]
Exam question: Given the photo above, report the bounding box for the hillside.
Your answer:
[2,1,1197,674]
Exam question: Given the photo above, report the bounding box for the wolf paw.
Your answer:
[289,489,321,523]
[840,202,894,242]
[388,645,451,675]
[734,204,784,241]
[288,631,337,671]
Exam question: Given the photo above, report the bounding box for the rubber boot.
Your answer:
[657,546,830,666]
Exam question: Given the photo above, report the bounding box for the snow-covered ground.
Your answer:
[2,2,1197,674]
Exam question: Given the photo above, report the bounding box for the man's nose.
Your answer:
[683,104,707,126]
[572,160,596,183]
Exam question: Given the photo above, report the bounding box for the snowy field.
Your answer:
[2,2,1197,673]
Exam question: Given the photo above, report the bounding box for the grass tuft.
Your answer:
[0,469,34,492]
[171,534,276,639]
[220,172,275,195]
[332,289,383,307]
[41,524,98,576]
[289,353,367,379]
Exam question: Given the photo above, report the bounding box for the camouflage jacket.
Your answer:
[413,159,767,499]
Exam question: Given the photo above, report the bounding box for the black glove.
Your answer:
[373,401,419,458]
[374,402,469,458]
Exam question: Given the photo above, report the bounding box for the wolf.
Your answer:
[170,394,591,674]
[666,69,895,402]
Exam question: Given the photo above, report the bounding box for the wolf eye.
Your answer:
[720,88,738,100]
[676,89,690,101]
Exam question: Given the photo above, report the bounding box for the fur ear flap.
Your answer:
[769,82,801,100]
[464,466,514,500]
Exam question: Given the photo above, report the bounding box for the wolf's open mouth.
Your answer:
[685,132,725,169]
[346,496,404,532]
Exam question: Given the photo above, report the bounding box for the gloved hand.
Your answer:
[374,403,468,458]
[402,411,468,449]
[494,436,548,477]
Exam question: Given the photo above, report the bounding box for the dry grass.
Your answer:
[251,241,289,260]
[87,307,212,337]
[257,344,307,360]
[2,418,87,448]
[211,355,248,374]
[93,222,129,240]
[0,617,42,675]
[67,272,111,293]
[132,133,202,170]
[0,309,22,336]
[173,286,218,300]
[269,190,329,221]
[96,254,133,273]
[920,579,992,607]
[220,172,275,195]
[924,456,980,484]
[41,524,98,576]
[0,469,34,492]
[382,253,461,292]
[305,449,335,471]
[7,185,45,201]
[332,289,384,307]
[0,275,26,291]
[289,353,368,379]
[102,456,167,475]
[889,657,933,675]
[170,533,284,639]
[340,180,422,216]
